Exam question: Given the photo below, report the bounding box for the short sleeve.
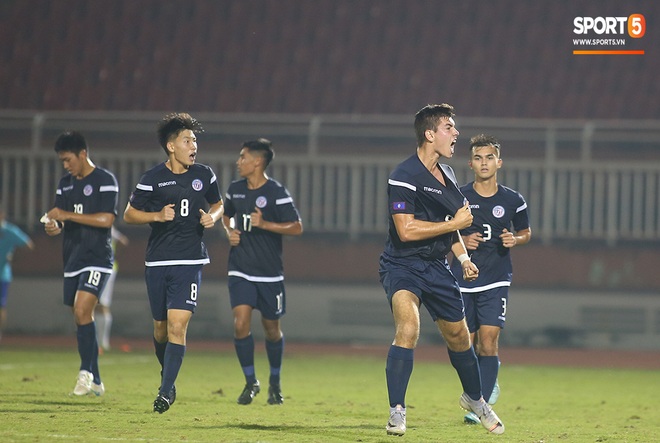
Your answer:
[388,178,416,216]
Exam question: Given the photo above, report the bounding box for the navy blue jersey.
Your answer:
[382,154,467,261]
[224,178,300,281]
[128,162,221,266]
[54,167,118,276]
[451,182,530,291]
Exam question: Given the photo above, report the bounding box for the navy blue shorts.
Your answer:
[379,255,465,323]
[228,276,286,320]
[145,265,203,321]
[462,285,509,332]
[63,270,111,306]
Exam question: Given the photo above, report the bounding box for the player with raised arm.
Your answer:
[450,134,531,425]
[43,131,118,396]
[124,113,223,413]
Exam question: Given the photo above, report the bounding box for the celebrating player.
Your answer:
[450,134,531,425]
[222,138,302,406]
[124,113,223,413]
[379,104,504,436]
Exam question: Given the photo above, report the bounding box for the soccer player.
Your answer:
[450,134,531,425]
[221,138,302,406]
[95,226,129,352]
[123,112,223,413]
[0,207,35,342]
[44,131,119,396]
[378,104,504,436]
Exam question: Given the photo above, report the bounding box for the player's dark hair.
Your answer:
[157,112,204,154]
[243,138,274,168]
[414,103,455,147]
[54,131,88,155]
[470,134,501,157]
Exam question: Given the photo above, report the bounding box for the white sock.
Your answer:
[95,313,107,350]
[102,312,113,350]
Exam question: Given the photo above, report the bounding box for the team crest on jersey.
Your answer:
[492,205,505,218]
[83,184,93,196]
[256,196,267,208]
[192,179,203,191]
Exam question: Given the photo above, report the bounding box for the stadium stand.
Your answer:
[0,0,657,118]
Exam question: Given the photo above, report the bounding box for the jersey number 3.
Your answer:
[482,223,492,241]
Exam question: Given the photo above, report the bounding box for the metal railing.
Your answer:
[1,111,659,244]
[2,150,660,245]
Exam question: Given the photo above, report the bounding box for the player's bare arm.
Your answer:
[46,207,115,228]
[500,227,532,248]
[43,218,62,236]
[123,203,175,224]
[249,207,303,236]
[221,215,241,246]
[199,200,224,228]
[392,203,473,242]
[451,234,479,281]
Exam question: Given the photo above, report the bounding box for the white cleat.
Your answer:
[386,405,406,436]
[72,370,93,396]
[91,382,105,396]
[464,411,480,425]
[459,393,504,434]
[488,380,500,405]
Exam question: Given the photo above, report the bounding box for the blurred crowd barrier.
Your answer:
[2,110,660,245]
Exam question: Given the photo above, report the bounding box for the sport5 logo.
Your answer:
[573,14,645,38]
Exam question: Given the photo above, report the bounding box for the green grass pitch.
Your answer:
[1,345,659,442]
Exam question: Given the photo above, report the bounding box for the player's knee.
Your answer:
[73,308,92,325]
[477,329,500,355]
[477,340,499,356]
[264,329,282,342]
[446,334,472,352]
[440,326,471,351]
[394,326,419,348]
[233,319,251,336]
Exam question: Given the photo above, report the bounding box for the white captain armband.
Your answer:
[456,253,470,264]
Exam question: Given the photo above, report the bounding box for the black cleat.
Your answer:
[267,384,284,405]
[159,375,176,406]
[153,394,171,413]
[237,380,260,405]
[168,385,176,406]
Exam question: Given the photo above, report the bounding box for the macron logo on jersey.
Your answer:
[393,202,406,210]
[158,180,176,188]
[423,186,442,194]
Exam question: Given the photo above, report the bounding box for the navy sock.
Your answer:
[448,347,482,401]
[479,355,500,403]
[234,335,256,384]
[265,336,284,387]
[386,345,414,408]
[77,322,100,383]
[90,341,101,384]
[153,337,167,371]
[159,342,185,397]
